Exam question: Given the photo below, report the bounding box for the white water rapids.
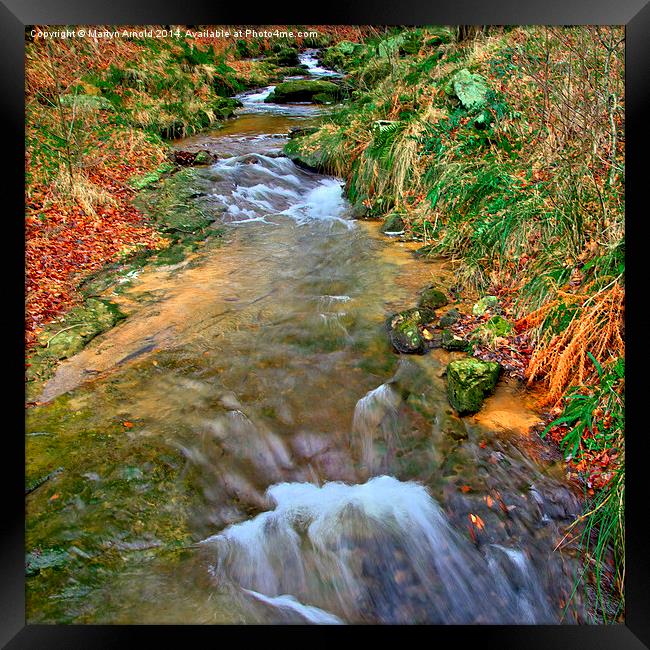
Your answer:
[201,474,553,624]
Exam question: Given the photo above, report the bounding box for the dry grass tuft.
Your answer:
[522,281,624,404]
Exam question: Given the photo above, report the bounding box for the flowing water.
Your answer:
[27,51,585,625]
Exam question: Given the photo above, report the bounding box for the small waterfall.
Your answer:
[207,153,352,228]
[298,49,341,78]
[202,476,557,624]
[352,383,402,474]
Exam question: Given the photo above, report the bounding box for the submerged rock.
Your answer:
[265,80,340,104]
[386,307,434,354]
[380,213,405,234]
[418,285,448,311]
[446,358,500,414]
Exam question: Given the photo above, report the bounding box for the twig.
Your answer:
[45,322,90,348]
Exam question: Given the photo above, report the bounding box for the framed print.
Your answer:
[3,0,649,646]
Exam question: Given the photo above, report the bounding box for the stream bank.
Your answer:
[26,47,590,626]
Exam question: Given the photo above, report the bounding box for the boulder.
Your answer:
[446,357,500,414]
[284,136,326,172]
[386,307,435,354]
[441,330,468,351]
[288,125,319,139]
[418,285,448,311]
[438,308,461,328]
[193,150,215,165]
[269,47,300,67]
[380,213,405,234]
[452,69,489,111]
[211,96,242,119]
[265,80,340,104]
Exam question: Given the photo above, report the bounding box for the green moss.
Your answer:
[418,285,449,311]
[25,391,195,623]
[386,307,435,354]
[380,213,405,234]
[265,80,340,104]
[128,162,175,190]
[446,358,500,414]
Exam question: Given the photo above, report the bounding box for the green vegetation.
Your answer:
[287,25,625,621]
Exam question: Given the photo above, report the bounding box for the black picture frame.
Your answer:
[4,1,648,647]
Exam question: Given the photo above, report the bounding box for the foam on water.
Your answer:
[299,49,342,78]
[202,475,556,624]
[207,153,352,227]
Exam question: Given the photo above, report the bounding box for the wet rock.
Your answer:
[172,149,215,166]
[193,150,215,165]
[418,284,448,311]
[35,298,126,361]
[211,96,242,119]
[472,295,500,316]
[447,357,500,414]
[288,125,319,140]
[284,136,326,172]
[529,483,581,522]
[386,307,434,354]
[441,330,468,351]
[290,432,330,460]
[380,213,405,234]
[438,308,461,328]
[265,80,340,104]
[452,69,489,111]
[351,201,370,219]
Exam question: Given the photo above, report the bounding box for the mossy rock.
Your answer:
[265,80,340,104]
[439,308,461,328]
[211,96,242,119]
[418,285,448,311]
[268,47,300,67]
[288,126,319,139]
[312,92,337,104]
[470,315,513,347]
[452,69,489,111]
[193,150,214,165]
[284,136,326,172]
[134,168,215,234]
[447,358,500,414]
[386,307,435,354]
[472,295,500,316]
[34,298,126,362]
[321,40,363,71]
[351,201,370,219]
[380,213,405,234]
[441,330,468,351]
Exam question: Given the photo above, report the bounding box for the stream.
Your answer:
[26,50,586,625]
